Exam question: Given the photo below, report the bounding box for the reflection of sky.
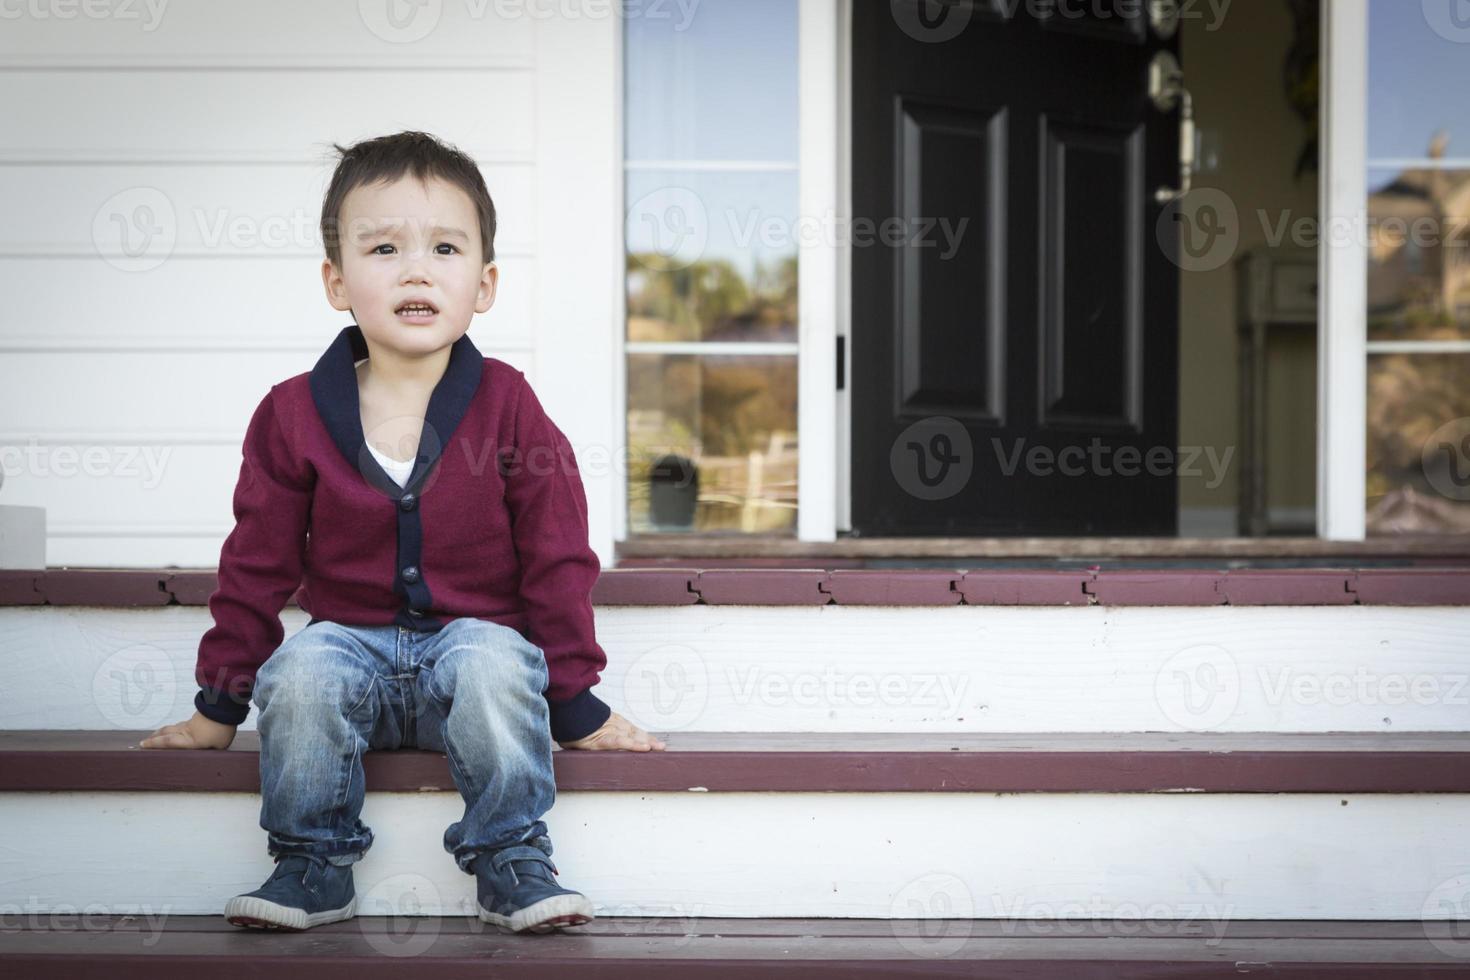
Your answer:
[626,170,797,280]
[624,0,798,162]
[1368,2,1470,161]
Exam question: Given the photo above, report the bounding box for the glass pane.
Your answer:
[1367,166,1470,341]
[625,169,799,343]
[624,0,797,162]
[1366,353,1470,534]
[627,353,798,534]
[1367,2,1470,161]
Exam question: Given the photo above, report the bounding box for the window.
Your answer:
[623,0,800,534]
[1364,2,1470,533]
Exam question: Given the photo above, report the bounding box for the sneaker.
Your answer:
[224,853,357,931]
[472,837,594,934]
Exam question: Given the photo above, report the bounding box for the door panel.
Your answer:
[1040,116,1142,430]
[897,97,1006,424]
[851,1,1181,536]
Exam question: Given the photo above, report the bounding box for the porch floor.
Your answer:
[5,915,1469,976]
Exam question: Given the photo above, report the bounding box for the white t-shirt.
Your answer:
[367,441,414,488]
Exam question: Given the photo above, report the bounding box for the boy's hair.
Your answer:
[319,130,497,269]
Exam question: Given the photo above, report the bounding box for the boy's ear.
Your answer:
[322,258,352,312]
[475,261,499,315]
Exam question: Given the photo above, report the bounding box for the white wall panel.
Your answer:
[0,0,536,67]
[0,5,616,566]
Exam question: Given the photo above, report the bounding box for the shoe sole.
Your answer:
[224,894,357,931]
[478,893,595,934]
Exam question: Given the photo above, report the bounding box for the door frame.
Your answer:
[798,0,843,541]
[1317,0,1367,540]
[824,0,1368,542]
[619,0,1365,545]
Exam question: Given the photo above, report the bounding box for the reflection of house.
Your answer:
[1368,486,1470,534]
[1367,131,1470,333]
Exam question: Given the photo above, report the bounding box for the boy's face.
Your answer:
[321,175,497,359]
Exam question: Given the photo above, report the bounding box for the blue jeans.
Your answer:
[251,617,556,874]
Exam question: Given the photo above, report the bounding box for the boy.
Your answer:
[141,130,664,935]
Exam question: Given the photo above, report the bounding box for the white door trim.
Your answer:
[834,0,853,534]
[1317,0,1368,540]
[613,2,843,545]
[797,0,842,542]
[610,10,629,547]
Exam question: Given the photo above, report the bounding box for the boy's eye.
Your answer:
[371,243,459,254]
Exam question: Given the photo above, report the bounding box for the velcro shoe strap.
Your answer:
[490,845,559,877]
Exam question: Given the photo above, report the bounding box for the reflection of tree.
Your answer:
[625,353,799,534]
[699,360,794,457]
[627,252,798,343]
[1366,353,1470,533]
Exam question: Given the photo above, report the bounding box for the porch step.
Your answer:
[5,568,1470,924]
[8,600,1470,734]
[5,916,1469,977]
[6,730,1470,794]
[5,730,1470,920]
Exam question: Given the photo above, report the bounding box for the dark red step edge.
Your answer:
[2,567,1469,607]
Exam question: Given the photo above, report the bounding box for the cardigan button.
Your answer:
[401,565,420,584]
[399,492,417,512]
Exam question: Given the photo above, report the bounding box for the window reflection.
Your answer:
[625,170,799,344]
[624,0,797,162]
[1367,164,1470,342]
[1365,1,1470,534]
[623,0,800,536]
[1367,354,1470,534]
[1367,3,1470,162]
[627,354,798,533]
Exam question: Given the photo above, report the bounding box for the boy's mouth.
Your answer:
[395,299,439,323]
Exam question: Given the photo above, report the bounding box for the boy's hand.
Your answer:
[557,711,666,752]
[140,711,238,751]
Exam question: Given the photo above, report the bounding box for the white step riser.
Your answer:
[4,791,1470,921]
[4,605,1469,734]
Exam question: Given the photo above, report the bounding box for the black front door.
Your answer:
[850,0,1182,535]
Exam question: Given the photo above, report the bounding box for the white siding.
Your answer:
[0,1,619,567]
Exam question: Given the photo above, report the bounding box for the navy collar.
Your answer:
[309,323,483,496]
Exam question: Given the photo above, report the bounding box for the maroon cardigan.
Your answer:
[193,323,612,743]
